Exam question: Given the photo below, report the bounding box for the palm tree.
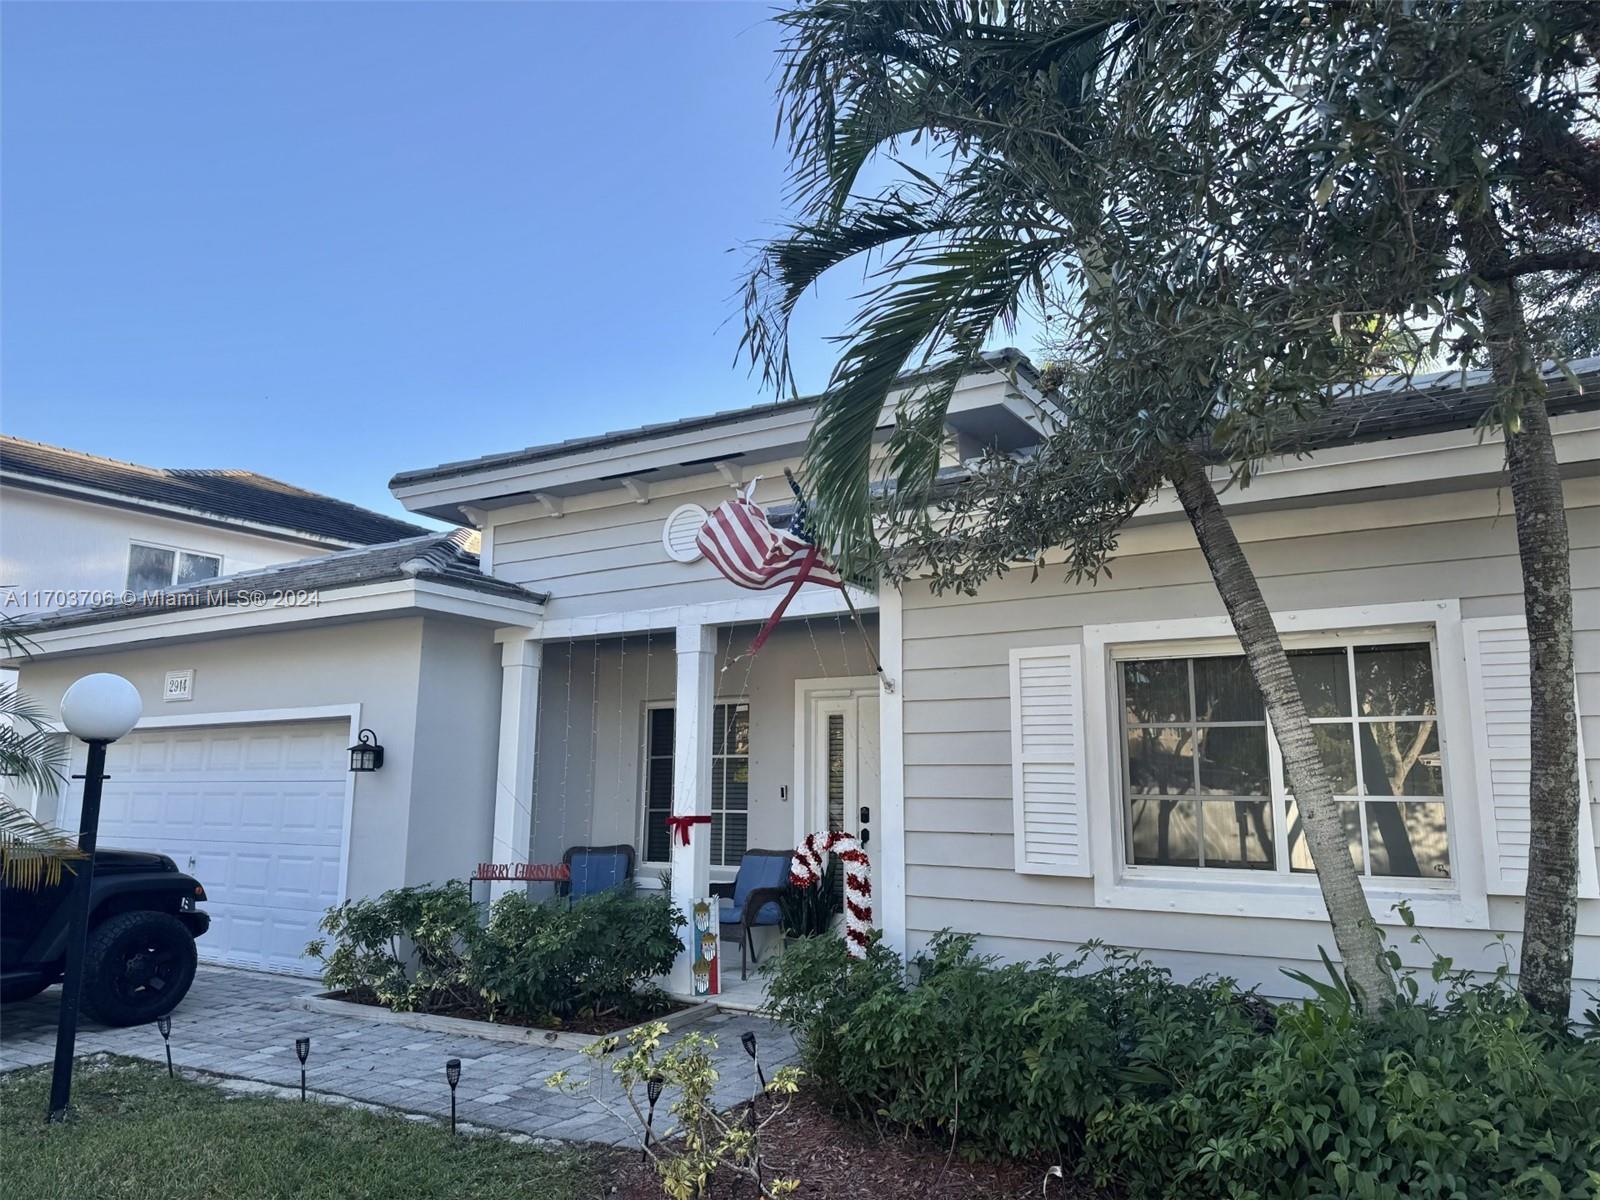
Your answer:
[1,620,81,890]
[741,2,1397,1008]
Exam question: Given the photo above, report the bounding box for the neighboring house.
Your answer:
[8,354,1599,1013]
[0,436,430,614]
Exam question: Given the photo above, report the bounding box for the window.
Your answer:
[126,543,222,592]
[1118,639,1450,881]
[642,702,750,867]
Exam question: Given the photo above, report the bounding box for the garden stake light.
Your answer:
[446,1058,461,1133]
[295,1037,310,1101]
[156,1015,173,1079]
[643,1074,664,1162]
[741,1029,766,1091]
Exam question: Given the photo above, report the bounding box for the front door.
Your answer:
[798,681,881,910]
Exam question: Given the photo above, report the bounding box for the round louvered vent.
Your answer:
[662,503,708,563]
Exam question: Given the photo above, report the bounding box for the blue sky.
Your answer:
[3,2,979,522]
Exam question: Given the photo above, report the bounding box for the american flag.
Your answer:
[696,476,842,653]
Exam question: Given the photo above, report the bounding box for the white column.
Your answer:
[669,620,716,993]
[490,633,542,903]
[876,584,908,958]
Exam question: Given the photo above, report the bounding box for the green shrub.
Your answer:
[764,932,1600,1199]
[308,882,684,1025]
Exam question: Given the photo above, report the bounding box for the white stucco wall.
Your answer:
[0,486,335,614]
[14,614,503,901]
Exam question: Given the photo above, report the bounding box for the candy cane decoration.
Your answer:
[791,832,872,957]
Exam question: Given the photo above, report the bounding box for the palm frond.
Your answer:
[0,682,66,797]
[0,800,83,890]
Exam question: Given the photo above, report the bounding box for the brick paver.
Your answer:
[0,966,796,1145]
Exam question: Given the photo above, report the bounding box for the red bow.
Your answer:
[665,814,712,846]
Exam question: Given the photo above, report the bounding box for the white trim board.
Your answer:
[9,579,546,660]
[1077,599,1492,929]
[876,584,908,956]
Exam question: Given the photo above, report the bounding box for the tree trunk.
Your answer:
[1462,210,1582,1020]
[1167,448,1394,1012]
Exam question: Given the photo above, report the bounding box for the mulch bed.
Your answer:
[600,1092,1100,1199]
[329,989,691,1036]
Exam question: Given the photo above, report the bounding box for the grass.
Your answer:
[0,1057,608,1200]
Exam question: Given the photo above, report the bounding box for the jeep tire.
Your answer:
[80,911,198,1027]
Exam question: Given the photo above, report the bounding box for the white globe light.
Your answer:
[60,673,143,742]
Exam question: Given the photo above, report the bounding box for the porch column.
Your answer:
[669,620,716,993]
[491,633,541,903]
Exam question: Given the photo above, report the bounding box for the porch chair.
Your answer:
[719,848,791,980]
[557,844,636,901]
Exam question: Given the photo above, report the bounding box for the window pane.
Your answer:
[126,545,175,592]
[1122,660,1190,724]
[649,708,675,757]
[646,814,671,863]
[1287,648,1351,718]
[1355,643,1436,717]
[176,552,221,584]
[1287,798,1363,874]
[1129,797,1199,866]
[723,760,749,810]
[1310,724,1358,794]
[717,811,749,867]
[1193,656,1263,722]
[1367,801,1450,879]
[1196,725,1269,795]
[1126,727,1194,795]
[1359,721,1442,796]
[728,705,750,755]
[711,706,728,755]
[1201,799,1274,869]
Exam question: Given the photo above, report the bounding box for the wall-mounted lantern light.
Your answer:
[347,729,384,773]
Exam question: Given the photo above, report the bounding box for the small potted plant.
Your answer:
[777,857,840,942]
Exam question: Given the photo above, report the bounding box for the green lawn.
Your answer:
[0,1058,606,1200]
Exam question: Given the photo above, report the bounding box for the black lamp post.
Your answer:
[48,673,143,1122]
[445,1058,461,1133]
[156,1015,174,1079]
[295,1037,311,1100]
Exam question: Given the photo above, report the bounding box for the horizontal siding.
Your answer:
[492,470,805,618]
[900,493,1600,992]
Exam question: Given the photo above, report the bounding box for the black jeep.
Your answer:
[0,849,210,1026]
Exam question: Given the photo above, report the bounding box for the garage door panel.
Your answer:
[62,720,346,977]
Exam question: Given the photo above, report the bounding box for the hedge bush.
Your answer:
[765,932,1600,1199]
[308,881,683,1025]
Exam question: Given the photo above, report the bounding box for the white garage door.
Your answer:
[61,720,348,977]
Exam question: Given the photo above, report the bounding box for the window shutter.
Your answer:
[1462,616,1597,899]
[1009,645,1091,876]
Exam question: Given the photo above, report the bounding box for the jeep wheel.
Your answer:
[80,911,197,1027]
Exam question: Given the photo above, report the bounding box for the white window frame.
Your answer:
[1083,600,1490,928]
[638,697,750,872]
[126,540,224,590]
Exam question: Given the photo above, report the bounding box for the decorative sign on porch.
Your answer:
[690,898,720,996]
[471,862,571,882]
[791,832,872,958]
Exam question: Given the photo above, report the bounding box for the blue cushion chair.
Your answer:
[719,848,791,980]
[557,844,636,901]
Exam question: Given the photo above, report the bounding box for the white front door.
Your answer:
[797,681,881,909]
[60,720,349,977]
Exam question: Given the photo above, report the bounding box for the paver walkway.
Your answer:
[0,966,796,1145]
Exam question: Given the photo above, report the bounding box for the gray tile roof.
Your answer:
[388,349,1040,490]
[1,436,431,546]
[1275,356,1599,451]
[12,530,547,636]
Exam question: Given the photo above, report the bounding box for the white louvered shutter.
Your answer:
[1463,616,1597,898]
[1009,645,1091,876]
